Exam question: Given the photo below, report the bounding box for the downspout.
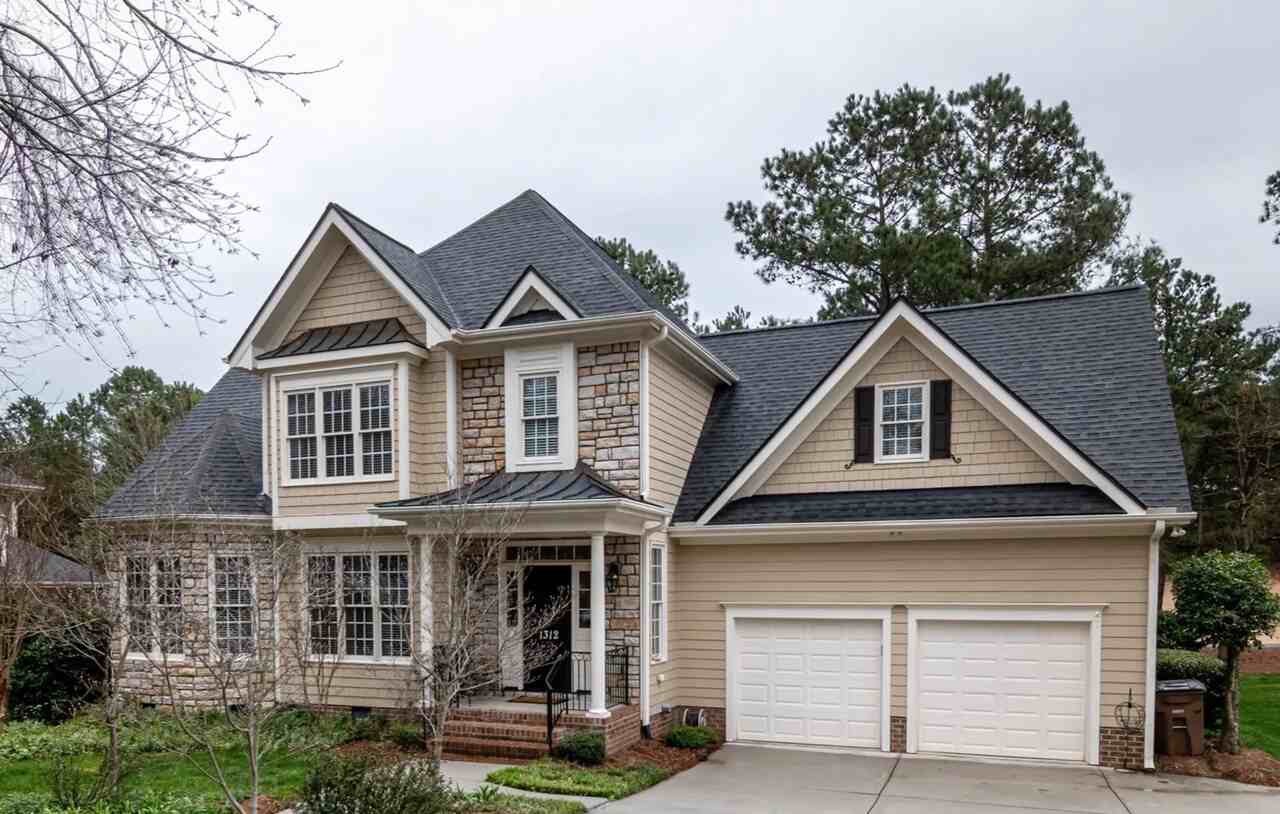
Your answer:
[1144,519,1166,770]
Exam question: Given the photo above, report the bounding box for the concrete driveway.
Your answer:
[603,744,1280,814]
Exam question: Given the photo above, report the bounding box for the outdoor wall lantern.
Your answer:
[606,562,621,593]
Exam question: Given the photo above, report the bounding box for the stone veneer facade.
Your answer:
[116,524,278,706]
[457,343,642,496]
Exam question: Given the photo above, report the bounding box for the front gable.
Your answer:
[761,337,1065,495]
[693,300,1146,524]
[288,245,425,341]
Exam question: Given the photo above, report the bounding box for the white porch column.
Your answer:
[416,532,434,706]
[587,531,610,719]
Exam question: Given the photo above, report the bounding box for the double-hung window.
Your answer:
[125,556,183,658]
[306,553,411,660]
[285,380,393,483]
[521,374,559,458]
[875,382,928,462]
[212,556,255,656]
[649,543,666,661]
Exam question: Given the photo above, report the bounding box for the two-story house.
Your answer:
[98,189,1193,770]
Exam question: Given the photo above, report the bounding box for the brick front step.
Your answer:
[443,719,551,745]
[442,734,549,760]
[448,707,547,726]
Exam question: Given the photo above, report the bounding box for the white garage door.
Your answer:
[916,620,1090,761]
[733,617,883,748]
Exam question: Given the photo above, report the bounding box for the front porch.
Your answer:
[372,464,668,759]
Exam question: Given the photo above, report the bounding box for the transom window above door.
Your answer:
[285,380,393,483]
[876,382,928,462]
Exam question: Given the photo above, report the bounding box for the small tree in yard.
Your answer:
[408,495,571,761]
[1170,551,1280,753]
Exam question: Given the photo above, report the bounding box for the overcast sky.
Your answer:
[28,0,1280,403]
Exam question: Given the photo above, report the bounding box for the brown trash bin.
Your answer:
[1155,679,1206,756]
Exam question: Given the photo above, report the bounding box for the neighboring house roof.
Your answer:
[97,368,269,519]
[6,540,97,585]
[257,318,425,360]
[0,465,42,492]
[675,286,1190,522]
[709,484,1123,525]
[378,462,649,508]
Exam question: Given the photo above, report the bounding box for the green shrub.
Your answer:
[0,719,107,762]
[0,794,51,814]
[0,792,205,814]
[300,754,455,814]
[347,714,390,743]
[664,725,716,749]
[1157,648,1227,731]
[552,731,605,766]
[10,635,106,724]
[1157,610,1202,651]
[388,721,425,750]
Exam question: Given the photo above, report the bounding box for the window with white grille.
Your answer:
[305,553,411,660]
[125,556,183,657]
[283,380,394,483]
[521,374,559,458]
[650,544,667,661]
[213,556,255,656]
[876,383,928,462]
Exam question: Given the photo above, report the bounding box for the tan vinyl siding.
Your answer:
[649,531,678,710]
[275,370,401,516]
[761,338,1063,494]
[278,531,417,709]
[411,354,450,495]
[648,349,714,507]
[670,535,1150,717]
[288,245,425,339]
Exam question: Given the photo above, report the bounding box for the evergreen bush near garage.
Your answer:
[664,725,717,749]
[299,755,453,814]
[1156,648,1227,731]
[551,731,605,766]
[10,635,105,724]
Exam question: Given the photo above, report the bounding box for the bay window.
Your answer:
[213,555,255,656]
[285,380,393,483]
[125,555,183,657]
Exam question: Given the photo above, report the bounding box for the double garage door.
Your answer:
[730,614,1091,761]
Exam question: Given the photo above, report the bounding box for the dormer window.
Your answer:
[505,342,577,471]
[875,382,928,462]
[284,377,395,484]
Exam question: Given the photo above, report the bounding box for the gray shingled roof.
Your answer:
[8,541,97,585]
[257,318,424,360]
[710,484,1123,525]
[97,368,269,519]
[377,462,650,508]
[674,286,1190,522]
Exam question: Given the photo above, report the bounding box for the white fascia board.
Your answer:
[670,512,1195,545]
[227,209,449,368]
[255,343,429,370]
[485,268,580,327]
[372,498,670,536]
[273,513,406,531]
[696,301,1145,524]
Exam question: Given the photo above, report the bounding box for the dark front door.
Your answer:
[523,565,571,692]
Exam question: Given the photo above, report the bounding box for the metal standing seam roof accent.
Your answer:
[707,484,1124,526]
[256,318,425,360]
[377,462,655,508]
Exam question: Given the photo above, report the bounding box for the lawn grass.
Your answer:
[471,793,587,814]
[0,748,314,811]
[486,759,669,800]
[1240,673,1280,759]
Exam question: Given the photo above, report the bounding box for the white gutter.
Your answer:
[447,311,737,384]
[93,514,273,525]
[372,497,670,520]
[670,512,1197,543]
[1144,519,1166,770]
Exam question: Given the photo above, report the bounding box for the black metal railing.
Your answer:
[543,645,637,750]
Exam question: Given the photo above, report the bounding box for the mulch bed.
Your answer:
[238,796,288,814]
[1158,747,1280,787]
[334,739,428,763]
[607,738,718,774]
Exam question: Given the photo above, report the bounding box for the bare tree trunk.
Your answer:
[1220,646,1241,754]
[0,670,9,724]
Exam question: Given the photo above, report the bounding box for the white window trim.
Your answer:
[304,550,413,666]
[872,380,929,464]
[723,605,892,752]
[280,369,396,487]
[207,553,258,661]
[123,554,187,663]
[905,604,1104,765]
[504,342,577,471]
[486,268,579,328]
[649,541,668,663]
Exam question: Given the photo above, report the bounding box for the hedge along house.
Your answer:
[98,189,1193,767]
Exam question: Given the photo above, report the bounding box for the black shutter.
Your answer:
[930,380,952,460]
[853,386,875,463]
